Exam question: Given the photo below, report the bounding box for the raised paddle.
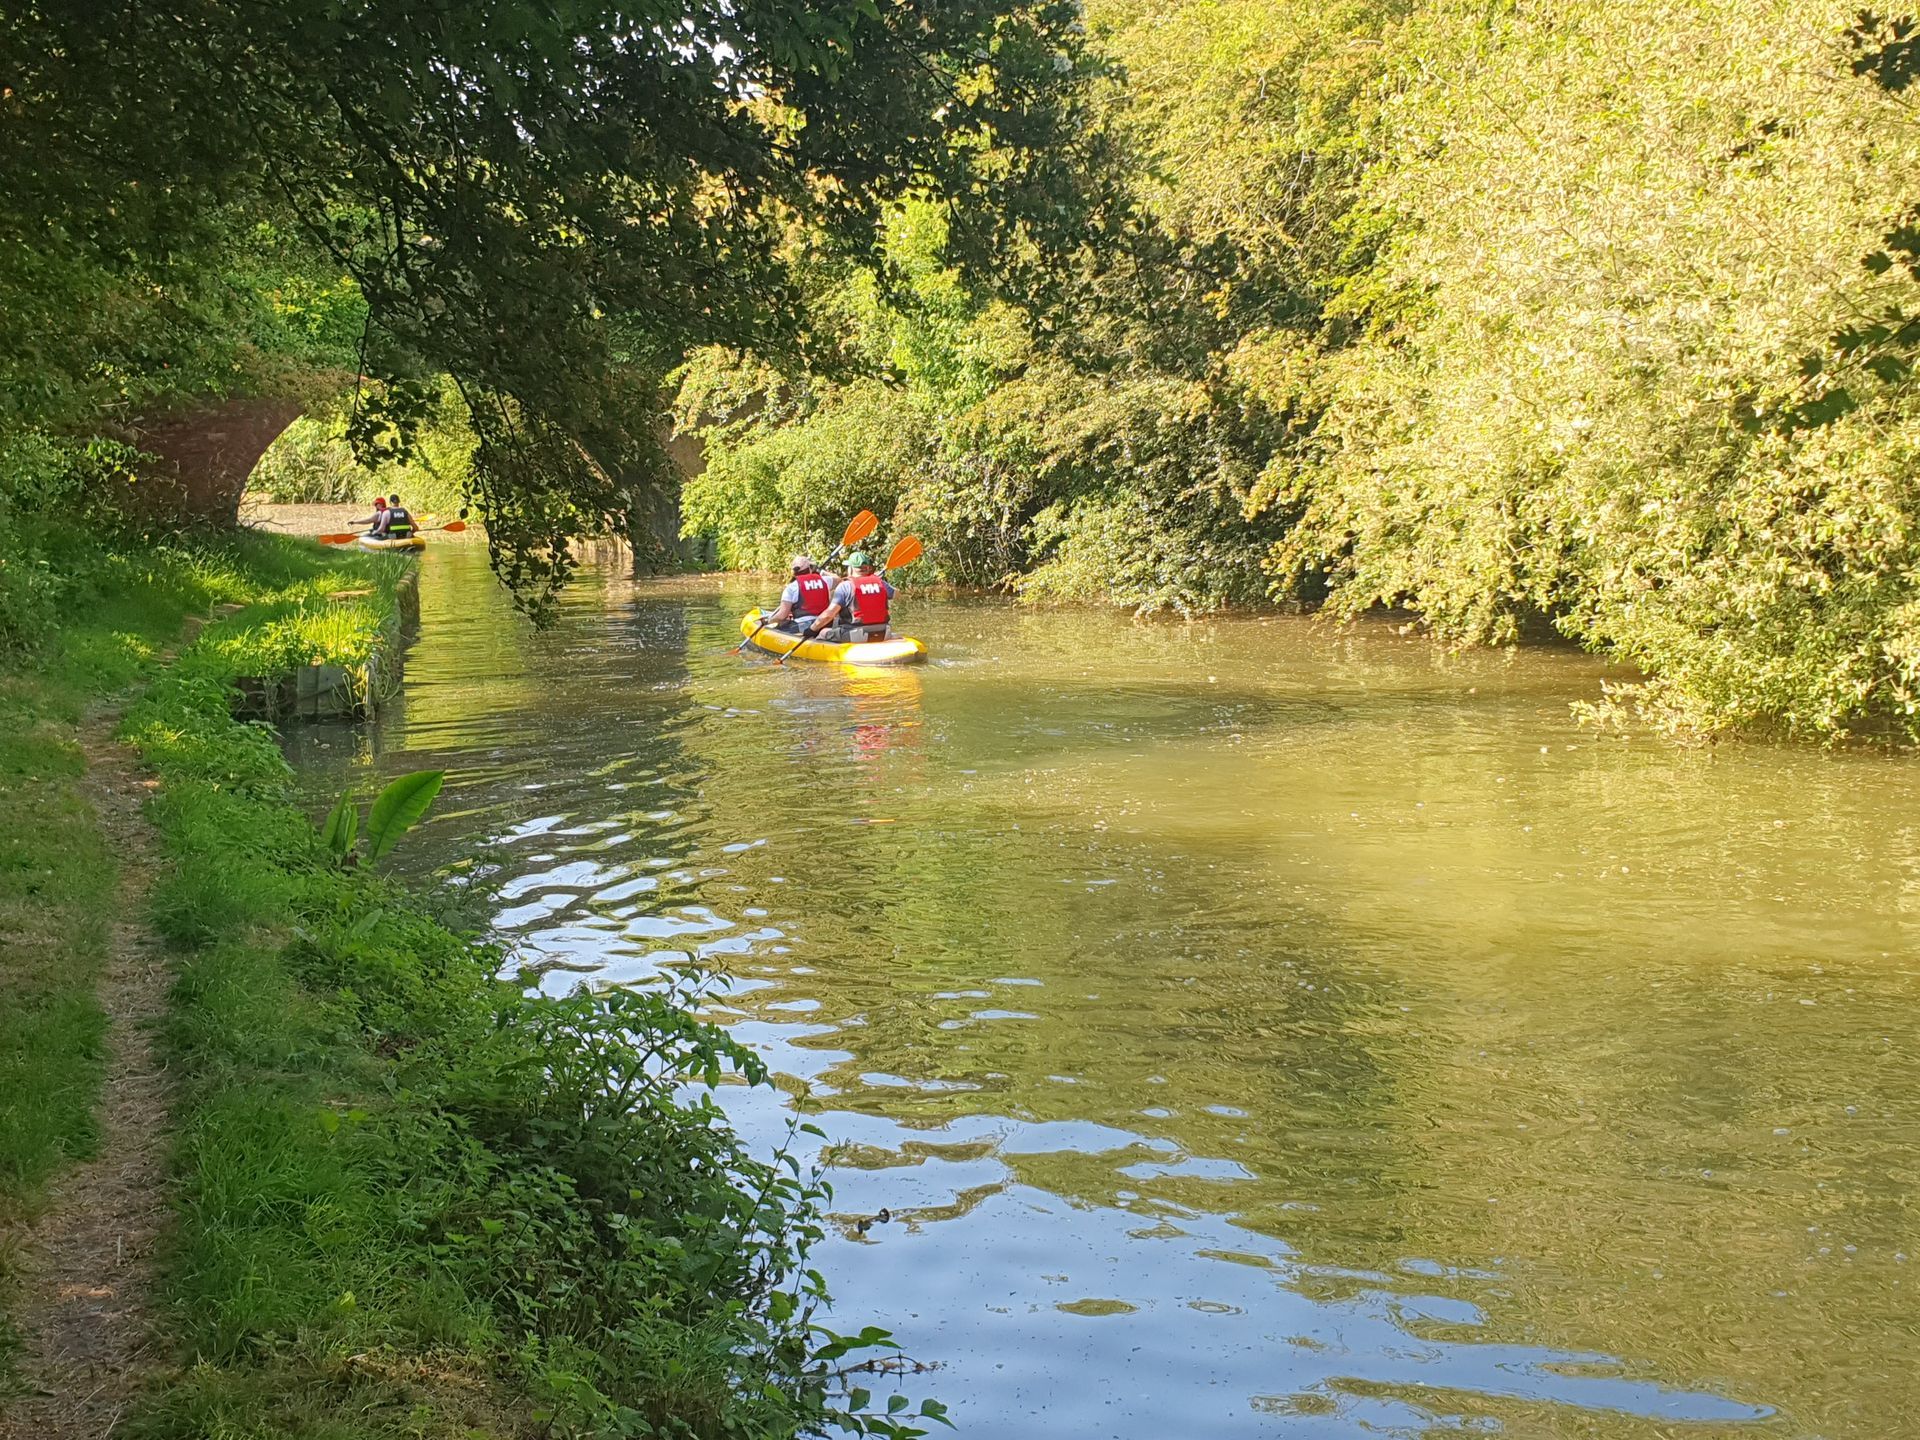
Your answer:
[737,510,879,654]
[319,519,469,544]
[881,533,923,571]
[814,509,877,574]
[780,532,923,664]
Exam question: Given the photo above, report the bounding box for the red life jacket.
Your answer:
[849,575,890,626]
[795,572,831,615]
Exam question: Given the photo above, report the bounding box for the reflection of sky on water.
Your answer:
[281,547,1920,1440]
[481,877,1781,1437]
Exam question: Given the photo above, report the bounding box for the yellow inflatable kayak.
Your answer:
[356,534,426,552]
[739,609,926,666]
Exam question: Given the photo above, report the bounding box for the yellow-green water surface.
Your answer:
[285,546,1920,1438]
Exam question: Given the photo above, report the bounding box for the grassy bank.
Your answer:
[0,530,395,1385]
[4,524,930,1433]
[82,537,928,1437]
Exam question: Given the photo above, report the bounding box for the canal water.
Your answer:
[284,544,1920,1439]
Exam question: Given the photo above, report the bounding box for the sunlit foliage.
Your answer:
[681,0,1920,737]
[2,0,1110,608]
[1275,0,1920,738]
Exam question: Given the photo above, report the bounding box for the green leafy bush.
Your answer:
[1261,0,1920,738]
[680,379,934,572]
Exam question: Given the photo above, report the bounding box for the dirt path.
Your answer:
[1,716,173,1440]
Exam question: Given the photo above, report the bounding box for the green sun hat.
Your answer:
[846,550,872,569]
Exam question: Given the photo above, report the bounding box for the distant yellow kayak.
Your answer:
[356,534,426,551]
[739,609,926,666]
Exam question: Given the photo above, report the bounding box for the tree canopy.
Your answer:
[1,0,1107,600]
[673,0,1920,740]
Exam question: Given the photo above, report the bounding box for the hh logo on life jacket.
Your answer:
[850,577,890,625]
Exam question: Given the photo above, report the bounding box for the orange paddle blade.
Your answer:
[437,520,467,533]
[317,533,359,544]
[842,509,878,549]
[884,534,923,571]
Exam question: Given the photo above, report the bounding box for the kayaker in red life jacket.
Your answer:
[769,554,835,633]
[349,496,388,534]
[807,551,893,642]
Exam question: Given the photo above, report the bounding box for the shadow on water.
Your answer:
[282,547,1920,1439]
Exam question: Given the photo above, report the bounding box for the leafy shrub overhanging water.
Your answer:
[107,533,940,1438]
[674,0,1920,742]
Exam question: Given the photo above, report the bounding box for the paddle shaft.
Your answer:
[736,617,776,653]
[318,519,467,545]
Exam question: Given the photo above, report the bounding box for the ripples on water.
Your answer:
[284,545,1920,1439]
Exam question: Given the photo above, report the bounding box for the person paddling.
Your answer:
[349,496,389,534]
[376,494,415,539]
[767,554,835,634]
[807,551,893,642]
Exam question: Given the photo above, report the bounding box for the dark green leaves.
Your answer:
[4,0,1101,610]
[1784,201,1920,438]
[343,377,439,468]
[1848,10,1920,92]
[1867,353,1912,383]
[1785,387,1861,430]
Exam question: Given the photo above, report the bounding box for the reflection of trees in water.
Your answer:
[689,622,1920,1431]
[667,621,1435,1256]
[297,549,715,924]
[1359,953,1920,1436]
[1234,715,1920,1430]
[697,776,1424,1260]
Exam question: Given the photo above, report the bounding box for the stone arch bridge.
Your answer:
[127,396,699,566]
